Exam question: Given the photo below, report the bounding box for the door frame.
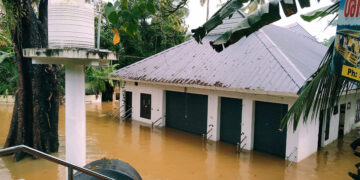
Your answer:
[125,91,132,119]
[254,101,288,158]
[219,97,242,145]
[140,93,151,119]
[338,104,346,137]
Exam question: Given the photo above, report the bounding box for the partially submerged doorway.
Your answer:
[254,101,288,158]
[338,104,346,137]
[220,97,242,145]
[125,91,132,119]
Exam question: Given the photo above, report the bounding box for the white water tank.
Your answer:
[48,0,95,49]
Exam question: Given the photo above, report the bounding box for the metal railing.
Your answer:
[0,145,114,180]
[236,132,247,153]
[202,124,214,141]
[286,147,297,167]
[109,105,124,120]
[152,116,164,128]
[120,107,132,120]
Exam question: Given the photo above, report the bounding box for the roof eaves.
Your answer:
[109,77,299,98]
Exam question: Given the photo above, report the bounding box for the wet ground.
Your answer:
[0,102,359,180]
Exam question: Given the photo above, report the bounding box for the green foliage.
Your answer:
[280,43,353,131]
[104,0,187,40]
[104,0,155,36]
[0,12,17,95]
[100,0,188,68]
[300,2,339,22]
[85,64,119,95]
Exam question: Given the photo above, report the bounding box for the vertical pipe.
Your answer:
[97,3,102,49]
[68,168,74,180]
[65,64,86,169]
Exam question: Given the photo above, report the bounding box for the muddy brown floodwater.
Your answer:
[0,102,359,180]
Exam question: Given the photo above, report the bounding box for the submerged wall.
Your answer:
[119,81,360,162]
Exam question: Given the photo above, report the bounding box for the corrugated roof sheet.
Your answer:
[111,15,327,94]
[286,23,318,41]
[208,11,246,36]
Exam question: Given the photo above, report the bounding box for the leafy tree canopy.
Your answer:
[0,6,16,95]
[87,0,189,95]
[102,0,189,68]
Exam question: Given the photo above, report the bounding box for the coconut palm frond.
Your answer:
[191,0,248,43]
[280,42,356,131]
[241,0,260,14]
[192,0,309,52]
[300,1,339,22]
[210,1,281,52]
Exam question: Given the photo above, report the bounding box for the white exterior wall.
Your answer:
[121,82,165,125]
[295,116,319,162]
[120,81,360,162]
[85,94,102,104]
[292,93,360,162]
[207,94,220,141]
[322,93,359,146]
[341,93,359,134]
[241,99,254,150]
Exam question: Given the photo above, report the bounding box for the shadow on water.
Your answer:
[0,102,358,180]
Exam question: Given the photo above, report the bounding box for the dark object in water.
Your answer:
[74,158,142,180]
[350,139,360,180]
[351,138,360,150]
[349,172,360,180]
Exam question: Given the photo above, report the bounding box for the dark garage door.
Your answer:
[254,101,288,158]
[220,97,242,145]
[166,91,208,136]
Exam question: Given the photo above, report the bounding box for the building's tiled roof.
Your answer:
[111,13,327,94]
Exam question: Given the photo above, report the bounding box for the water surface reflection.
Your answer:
[0,103,358,179]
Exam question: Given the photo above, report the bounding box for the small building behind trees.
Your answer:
[110,12,360,162]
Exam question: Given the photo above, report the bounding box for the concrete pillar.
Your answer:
[241,99,254,150]
[65,64,86,167]
[161,90,166,127]
[119,82,125,118]
[207,94,220,141]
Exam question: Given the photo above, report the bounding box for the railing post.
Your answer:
[68,167,74,180]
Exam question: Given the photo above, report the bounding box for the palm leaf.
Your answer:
[280,0,297,17]
[210,1,281,52]
[300,1,339,22]
[191,0,249,43]
[280,42,356,131]
[0,51,13,63]
[192,0,310,51]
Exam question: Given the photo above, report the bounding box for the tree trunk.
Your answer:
[3,0,61,161]
[102,82,114,102]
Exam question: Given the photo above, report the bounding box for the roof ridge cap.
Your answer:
[254,29,306,88]
[281,23,322,44]
[259,29,306,81]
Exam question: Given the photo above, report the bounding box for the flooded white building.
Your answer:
[110,12,360,163]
